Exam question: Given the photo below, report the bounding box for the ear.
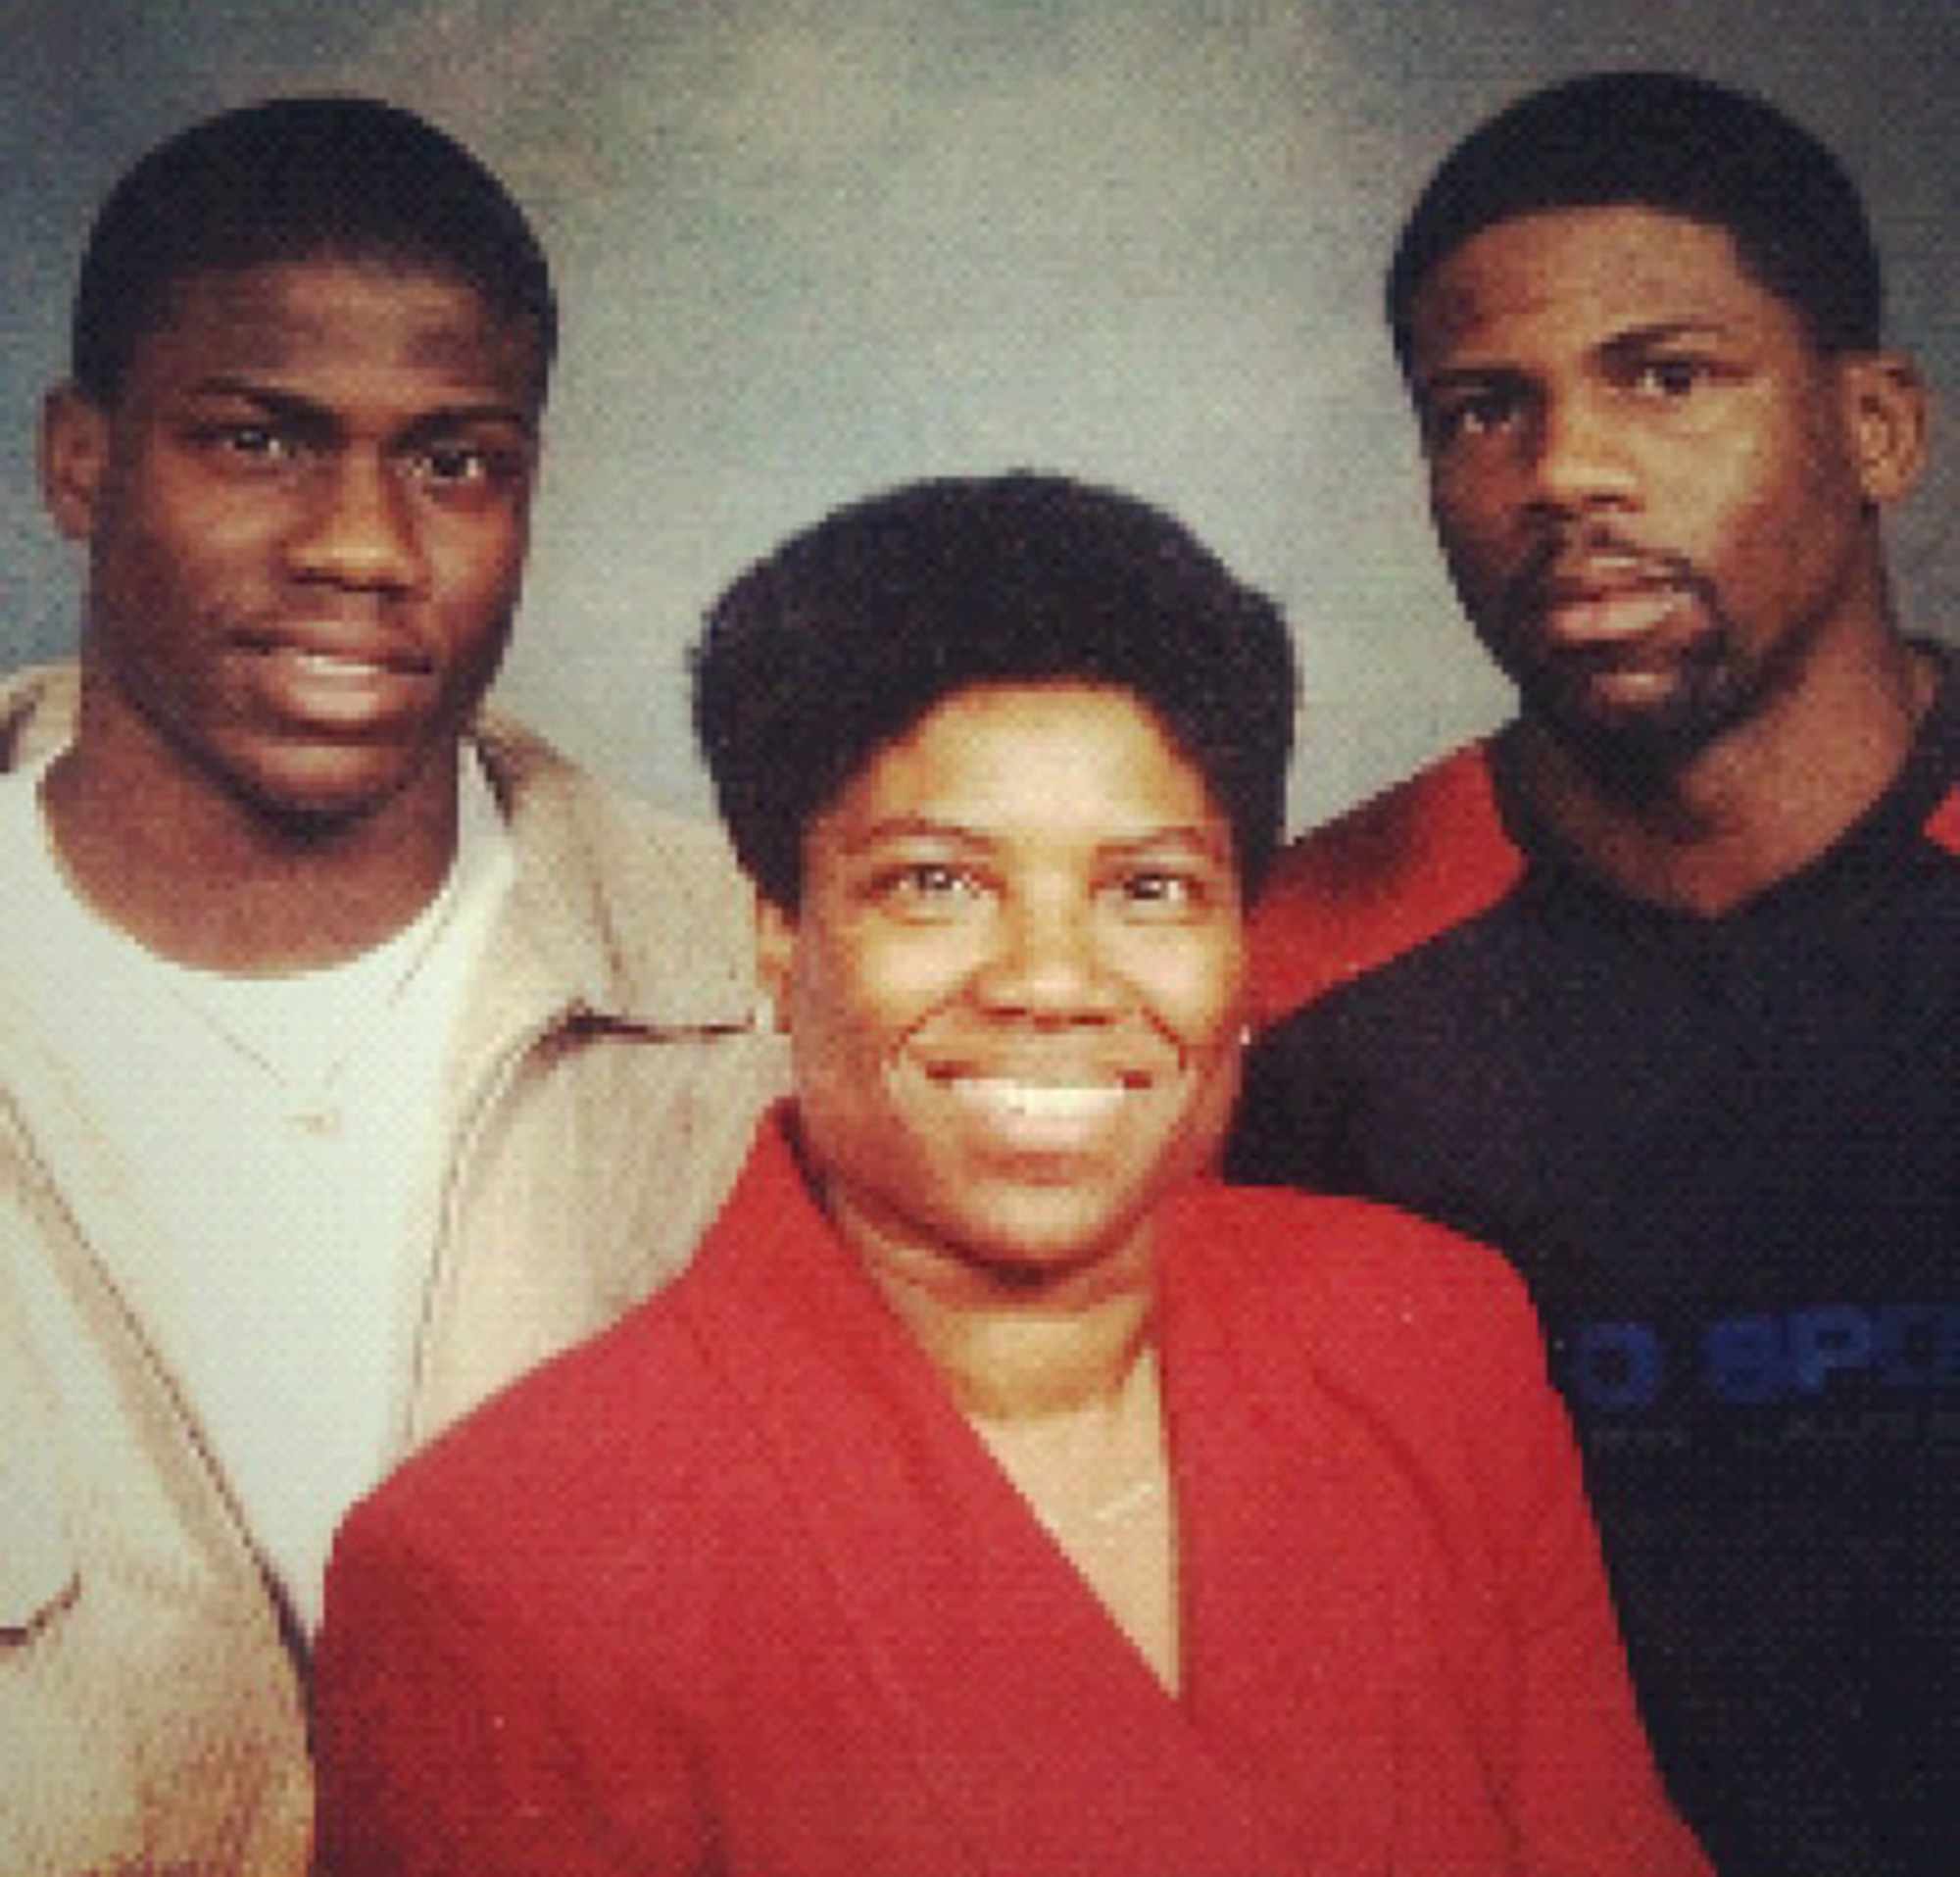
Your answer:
[39,384,112,543]
[754,892,797,1031]
[1838,351,1929,505]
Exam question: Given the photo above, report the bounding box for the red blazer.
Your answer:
[315,1112,1706,1876]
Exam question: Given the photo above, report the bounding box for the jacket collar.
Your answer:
[0,661,760,1035]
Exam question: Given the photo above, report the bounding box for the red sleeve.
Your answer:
[1924,781,1960,857]
[312,1500,709,1876]
[1249,744,1522,1021]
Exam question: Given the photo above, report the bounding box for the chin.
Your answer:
[1536,672,1756,777]
[225,741,444,830]
[942,1183,1162,1283]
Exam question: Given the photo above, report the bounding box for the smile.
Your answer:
[952,1079,1131,1122]
[236,629,431,673]
[291,648,395,677]
[929,1072,1150,1154]
[231,633,438,730]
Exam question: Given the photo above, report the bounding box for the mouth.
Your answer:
[1536,582,1687,647]
[921,1067,1156,1155]
[1497,537,1707,652]
[230,629,436,729]
[235,624,432,671]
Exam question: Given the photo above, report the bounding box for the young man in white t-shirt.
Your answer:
[0,97,779,1874]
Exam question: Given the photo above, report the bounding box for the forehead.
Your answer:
[129,258,541,409]
[1409,205,1797,368]
[822,682,1221,838]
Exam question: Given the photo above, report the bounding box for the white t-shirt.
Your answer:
[0,752,513,1632]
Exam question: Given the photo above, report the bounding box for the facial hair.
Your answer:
[1471,527,1779,788]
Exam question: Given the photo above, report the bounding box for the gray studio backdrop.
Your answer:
[4,0,1951,832]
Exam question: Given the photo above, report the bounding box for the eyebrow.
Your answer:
[1101,824,1234,863]
[1426,318,1735,375]
[181,375,538,437]
[1417,317,1742,405]
[1593,319,1738,358]
[844,815,1231,861]
[1415,360,1527,394]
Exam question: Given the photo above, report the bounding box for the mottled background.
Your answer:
[5,0,1951,828]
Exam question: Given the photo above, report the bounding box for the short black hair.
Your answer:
[692,471,1298,910]
[73,95,557,407]
[1387,71,1882,374]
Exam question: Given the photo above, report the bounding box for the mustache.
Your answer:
[1498,527,1716,625]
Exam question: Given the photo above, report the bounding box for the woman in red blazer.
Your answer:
[315,473,1706,1876]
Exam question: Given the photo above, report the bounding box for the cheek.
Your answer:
[100,471,289,629]
[437,499,529,580]
[785,946,956,1200]
[416,525,527,701]
[1136,960,1247,1180]
[1697,431,1852,601]
[812,917,992,1029]
[786,927,921,1080]
[93,509,228,645]
[1168,945,1250,1129]
[1123,925,1246,1048]
[1428,470,1515,588]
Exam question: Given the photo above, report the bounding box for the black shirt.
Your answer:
[1230,658,1960,1876]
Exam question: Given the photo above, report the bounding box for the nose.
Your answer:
[286,452,422,592]
[971,888,1124,1025]
[1524,387,1640,519]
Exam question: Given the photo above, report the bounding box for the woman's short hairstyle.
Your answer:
[692,471,1298,911]
[1387,70,1882,374]
[73,95,557,408]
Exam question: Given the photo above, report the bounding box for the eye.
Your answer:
[873,862,990,920]
[1108,868,1214,921]
[193,422,301,468]
[1125,869,1191,904]
[409,441,528,494]
[418,444,488,483]
[1423,383,1525,449]
[1629,356,1711,399]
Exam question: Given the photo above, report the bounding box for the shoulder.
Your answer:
[1923,768,1960,859]
[1177,1181,1546,1388]
[0,663,80,771]
[1913,697,1960,858]
[1912,641,1960,857]
[331,1134,821,1645]
[1171,1183,1573,1548]
[472,706,747,889]
[469,706,760,1015]
[1250,740,1524,1020]
[340,1281,730,1608]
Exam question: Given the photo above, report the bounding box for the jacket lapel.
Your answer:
[684,1120,1310,1874]
[1161,1185,1408,1873]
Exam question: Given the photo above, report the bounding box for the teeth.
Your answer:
[943,1080,1133,1146]
[962,1080,1124,1119]
[291,650,387,676]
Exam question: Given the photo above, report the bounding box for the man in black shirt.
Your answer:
[1231,71,1954,1876]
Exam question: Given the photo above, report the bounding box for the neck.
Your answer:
[41,724,462,974]
[833,1185,1181,1693]
[844,1206,1158,1425]
[1514,627,1933,916]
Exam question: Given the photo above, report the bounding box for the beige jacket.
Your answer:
[0,665,786,1873]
